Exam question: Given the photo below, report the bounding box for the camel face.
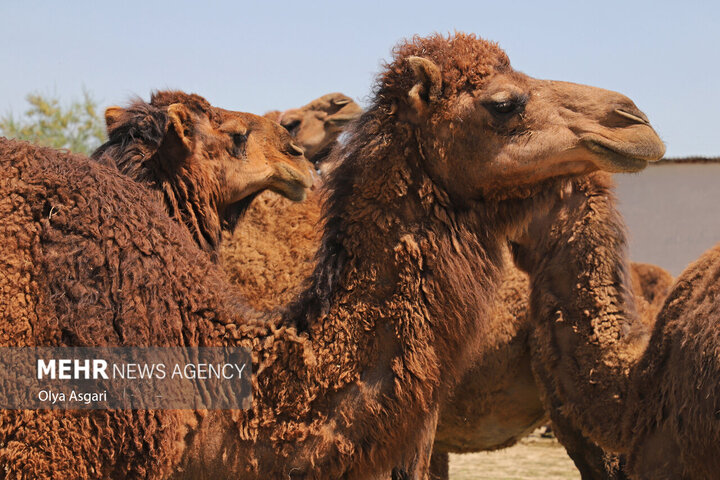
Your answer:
[213,108,314,204]
[434,72,664,199]
[391,49,665,201]
[104,93,314,213]
[278,93,363,162]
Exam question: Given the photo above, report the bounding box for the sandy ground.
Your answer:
[449,435,579,480]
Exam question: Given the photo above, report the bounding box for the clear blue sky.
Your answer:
[1,0,717,157]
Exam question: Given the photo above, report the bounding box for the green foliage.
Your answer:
[0,89,106,155]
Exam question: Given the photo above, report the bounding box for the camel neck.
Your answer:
[93,138,224,256]
[159,165,224,255]
[519,174,649,452]
[282,119,530,391]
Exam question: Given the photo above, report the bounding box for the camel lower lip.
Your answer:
[274,182,307,202]
[586,141,649,173]
[278,162,314,188]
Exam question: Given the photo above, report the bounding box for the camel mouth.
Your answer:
[272,160,315,202]
[583,131,665,173]
[585,141,649,173]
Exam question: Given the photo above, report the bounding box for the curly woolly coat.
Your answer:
[0,34,549,479]
[221,96,673,480]
[0,32,666,479]
[219,182,673,480]
[513,172,720,480]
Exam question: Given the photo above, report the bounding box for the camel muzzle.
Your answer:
[582,122,665,173]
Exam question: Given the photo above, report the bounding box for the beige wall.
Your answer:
[614,163,720,276]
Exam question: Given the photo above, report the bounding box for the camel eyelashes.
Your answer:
[232,132,248,146]
[485,95,527,117]
[492,101,515,113]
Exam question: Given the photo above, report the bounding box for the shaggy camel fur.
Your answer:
[226,33,663,479]
[0,33,664,479]
[511,172,720,479]
[92,90,313,256]
[221,96,673,479]
[429,258,673,480]
[220,188,672,480]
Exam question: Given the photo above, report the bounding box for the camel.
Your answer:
[277,92,363,171]
[510,172,720,479]
[219,92,361,307]
[427,261,673,480]
[91,90,313,256]
[0,33,665,479]
[220,95,673,479]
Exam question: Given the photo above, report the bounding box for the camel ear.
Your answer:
[406,56,442,114]
[104,106,124,134]
[165,103,194,153]
[263,110,282,122]
[156,103,194,167]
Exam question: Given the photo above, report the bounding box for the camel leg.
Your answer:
[428,451,449,480]
[391,407,439,480]
[549,408,628,480]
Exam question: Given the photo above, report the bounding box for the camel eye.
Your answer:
[485,95,527,118]
[231,132,247,157]
[492,101,516,114]
[283,120,300,134]
[232,132,247,146]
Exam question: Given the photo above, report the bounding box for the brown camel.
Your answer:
[510,172,720,479]
[0,33,664,479]
[92,90,313,256]
[221,94,673,479]
[220,92,361,308]
[278,92,362,170]
[0,92,313,478]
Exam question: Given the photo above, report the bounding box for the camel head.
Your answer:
[278,93,363,163]
[379,34,665,201]
[101,91,314,218]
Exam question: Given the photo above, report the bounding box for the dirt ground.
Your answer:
[449,434,579,480]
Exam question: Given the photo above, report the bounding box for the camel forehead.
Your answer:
[216,109,286,136]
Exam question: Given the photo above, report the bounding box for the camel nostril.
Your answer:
[615,108,650,126]
[289,142,305,156]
